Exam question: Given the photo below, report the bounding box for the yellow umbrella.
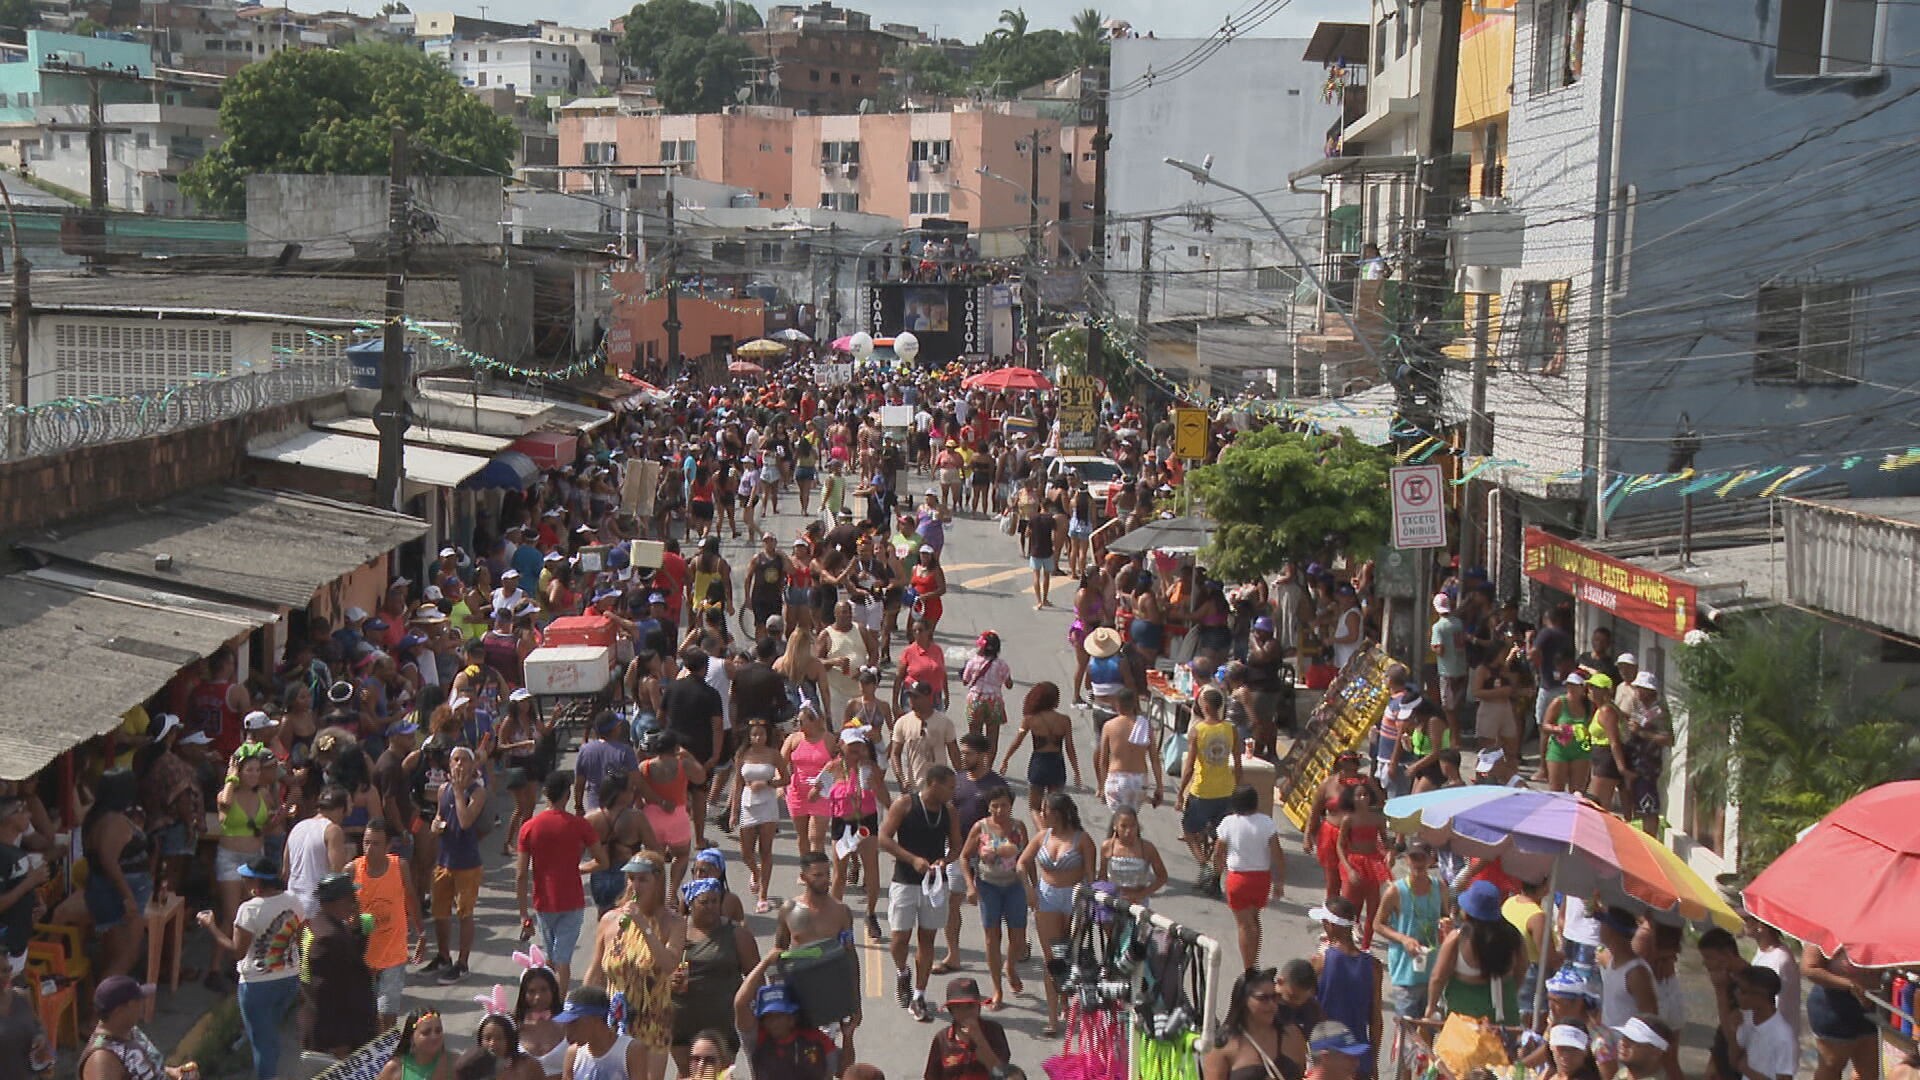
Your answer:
[734,338,790,359]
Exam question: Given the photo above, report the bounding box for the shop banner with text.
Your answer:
[1522,527,1697,640]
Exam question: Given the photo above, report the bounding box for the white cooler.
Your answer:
[523,645,614,696]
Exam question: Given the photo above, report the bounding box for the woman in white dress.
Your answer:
[726,718,789,913]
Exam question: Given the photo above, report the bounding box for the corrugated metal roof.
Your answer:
[6,271,462,324]
[249,429,491,489]
[1784,496,1920,640]
[313,416,516,454]
[0,574,273,781]
[16,487,427,609]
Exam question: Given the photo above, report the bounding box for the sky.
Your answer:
[417,0,1360,44]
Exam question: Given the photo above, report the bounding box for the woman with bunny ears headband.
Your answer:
[510,963,568,1079]
[472,987,546,1080]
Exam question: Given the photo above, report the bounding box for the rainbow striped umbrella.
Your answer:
[1385,786,1741,931]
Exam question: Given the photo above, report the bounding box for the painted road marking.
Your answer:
[958,567,1028,589]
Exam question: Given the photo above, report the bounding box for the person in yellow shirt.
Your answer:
[1177,683,1243,899]
[448,581,490,642]
[114,705,152,770]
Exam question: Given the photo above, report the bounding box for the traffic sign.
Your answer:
[1173,406,1210,460]
[1390,463,1448,549]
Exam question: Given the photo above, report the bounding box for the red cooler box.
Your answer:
[544,615,616,650]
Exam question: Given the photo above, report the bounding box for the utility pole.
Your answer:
[1020,128,1050,363]
[1462,290,1492,566]
[824,223,840,341]
[373,123,411,511]
[1085,67,1110,373]
[1135,216,1154,337]
[46,68,132,269]
[1400,0,1466,685]
[1,178,27,459]
[662,181,682,377]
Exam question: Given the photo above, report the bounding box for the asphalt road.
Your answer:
[336,495,1338,1080]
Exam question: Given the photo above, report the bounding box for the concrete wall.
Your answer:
[1105,38,1326,321]
[245,174,506,258]
[0,394,336,537]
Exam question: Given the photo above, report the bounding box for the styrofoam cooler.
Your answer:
[523,645,614,696]
[1244,755,1277,818]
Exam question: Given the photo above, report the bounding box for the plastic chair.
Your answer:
[27,938,90,1002]
[24,962,79,1049]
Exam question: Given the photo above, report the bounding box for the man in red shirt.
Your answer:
[653,539,688,632]
[516,771,607,995]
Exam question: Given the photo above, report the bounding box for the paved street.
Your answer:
[368,497,1331,1080]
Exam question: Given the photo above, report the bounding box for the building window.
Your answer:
[910,139,953,163]
[1755,282,1862,385]
[820,140,861,164]
[1395,0,1409,58]
[1505,280,1571,375]
[851,74,861,86]
[909,192,951,215]
[534,74,542,83]
[829,71,840,84]
[1374,15,1388,74]
[478,48,487,61]
[1187,245,1201,257]
[759,241,783,262]
[478,72,488,86]
[759,142,773,151]
[59,134,69,151]
[1777,0,1882,76]
[1531,0,1585,94]
[1257,268,1286,290]
[809,68,821,82]
[1119,233,1130,253]
[136,132,149,149]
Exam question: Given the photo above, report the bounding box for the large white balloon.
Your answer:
[849,331,874,359]
[894,331,920,363]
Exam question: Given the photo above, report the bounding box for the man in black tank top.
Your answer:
[878,764,961,1022]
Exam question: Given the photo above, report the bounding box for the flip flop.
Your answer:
[1008,971,1024,994]
[930,960,959,976]
[1041,1022,1059,1038]
[987,997,1005,1011]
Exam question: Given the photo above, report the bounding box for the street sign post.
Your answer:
[1174,406,1210,460]
[1390,463,1448,549]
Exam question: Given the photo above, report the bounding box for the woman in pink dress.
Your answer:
[780,706,836,857]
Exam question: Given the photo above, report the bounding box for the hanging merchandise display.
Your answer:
[1045,884,1221,1080]
[1276,644,1398,829]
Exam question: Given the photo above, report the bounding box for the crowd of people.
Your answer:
[0,355,1868,1080]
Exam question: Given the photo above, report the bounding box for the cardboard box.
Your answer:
[523,645,614,696]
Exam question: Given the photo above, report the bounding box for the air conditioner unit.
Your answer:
[820,158,836,171]
[841,162,858,179]
[928,156,944,173]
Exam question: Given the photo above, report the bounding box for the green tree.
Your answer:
[622,0,721,74]
[653,35,751,114]
[0,0,40,38]
[994,7,1029,44]
[713,0,761,29]
[1045,324,1134,396]
[179,44,514,215]
[1186,426,1393,580]
[891,44,969,97]
[1674,610,1919,876]
[1070,8,1110,66]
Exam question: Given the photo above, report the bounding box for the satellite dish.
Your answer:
[736,85,752,102]
[857,98,871,114]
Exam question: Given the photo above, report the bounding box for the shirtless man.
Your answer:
[775,850,861,1068]
[1094,688,1164,812]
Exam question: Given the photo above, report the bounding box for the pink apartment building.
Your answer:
[556,102,1070,256]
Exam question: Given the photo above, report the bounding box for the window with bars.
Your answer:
[1503,280,1570,376]
[1754,282,1862,385]
[1776,0,1882,76]
[1530,0,1585,95]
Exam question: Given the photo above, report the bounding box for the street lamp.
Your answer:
[1162,156,1384,377]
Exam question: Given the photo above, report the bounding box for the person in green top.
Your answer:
[1404,698,1456,794]
[1370,838,1448,1019]
[1542,673,1593,794]
[379,1010,452,1080]
[822,459,848,521]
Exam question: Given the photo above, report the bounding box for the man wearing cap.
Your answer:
[923,977,1010,1080]
[300,871,379,1058]
[1243,615,1290,739]
[889,680,961,795]
[575,710,639,814]
[138,713,204,897]
[333,607,372,665]
[0,795,51,978]
[1612,1016,1680,1080]
[552,984,647,1080]
[1298,1021,1368,1080]
[80,976,189,1080]
[286,785,353,917]
[1428,593,1468,740]
[1622,671,1672,836]
[196,856,302,1080]
[1474,748,1527,789]
[1309,897,1382,1078]
[426,746,487,984]
[493,569,529,614]
[373,718,423,859]
[733,949,840,1080]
